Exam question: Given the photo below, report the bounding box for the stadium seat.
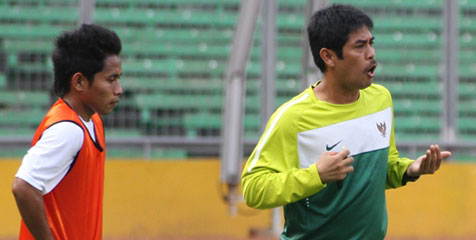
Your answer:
[183,112,260,137]
[333,0,442,9]
[0,74,6,88]
[373,17,442,32]
[0,109,45,126]
[0,91,50,108]
[3,0,470,158]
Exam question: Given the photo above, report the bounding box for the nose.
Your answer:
[115,82,123,96]
[367,45,375,60]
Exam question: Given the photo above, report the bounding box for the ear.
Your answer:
[319,48,336,69]
[70,73,88,92]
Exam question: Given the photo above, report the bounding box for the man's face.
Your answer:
[83,55,123,116]
[334,26,377,91]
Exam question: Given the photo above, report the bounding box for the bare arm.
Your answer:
[12,177,54,240]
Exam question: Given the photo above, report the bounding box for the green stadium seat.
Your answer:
[459,52,476,65]
[135,93,223,111]
[375,64,438,79]
[106,129,143,138]
[0,23,70,39]
[0,74,6,88]
[394,116,441,142]
[0,127,35,137]
[373,17,442,32]
[457,100,476,115]
[106,147,186,159]
[0,109,45,126]
[374,32,441,48]
[393,99,441,115]
[0,147,29,158]
[0,91,50,108]
[183,112,260,137]
[458,64,476,79]
[382,81,440,97]
[394,132,440,142]
[4,39,53,55]
[459,0,476,9]
[376,49,441,63]
[458,117,476,131]
[0,6,77,23]
[1,0,468,158]
[458,82,476,98]
[333,0,442,9]
[122,77,223,93]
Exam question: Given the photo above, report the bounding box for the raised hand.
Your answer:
[406,144,452,177]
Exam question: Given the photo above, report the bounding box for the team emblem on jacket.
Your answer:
[376,122,386,138]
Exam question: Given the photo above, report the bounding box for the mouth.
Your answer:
[366,63,377,78]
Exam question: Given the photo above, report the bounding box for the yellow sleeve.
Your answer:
[242,163,326,209]
[241,105,326,209]
[386,90,414,189]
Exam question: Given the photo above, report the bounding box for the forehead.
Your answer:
[97,55,122,76]
[346,25,373,44]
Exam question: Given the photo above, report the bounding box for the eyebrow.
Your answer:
[108,73,122,78]
[354,36,375,44]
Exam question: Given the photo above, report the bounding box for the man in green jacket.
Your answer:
[241,4,451,239]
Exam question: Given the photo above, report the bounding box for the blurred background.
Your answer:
[0,0,475,239]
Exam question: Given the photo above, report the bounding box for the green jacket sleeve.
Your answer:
[241,105,326,209]
[386,91,415,189]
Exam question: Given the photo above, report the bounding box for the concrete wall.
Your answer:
[1,159,475,238]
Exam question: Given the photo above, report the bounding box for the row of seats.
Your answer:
[1,0,476,159]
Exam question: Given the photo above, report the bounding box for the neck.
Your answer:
[314,75,360,104]
[62,95,93,121]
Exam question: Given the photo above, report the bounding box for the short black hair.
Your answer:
[52,24,122,97]
[307,4,373,73]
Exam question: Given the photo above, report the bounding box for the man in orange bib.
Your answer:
[12,24,123,240]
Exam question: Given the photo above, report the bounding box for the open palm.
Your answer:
[406,145,451,176]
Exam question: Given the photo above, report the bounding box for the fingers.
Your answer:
[338,157,354,180]
[430,145,437,170]
[316,149,353,183]
[322,151,339,157]
[424,148,431,170]
[336,164,354,180]
[336,148,350,159]
[421,145,451,174]
[440,151,452,158]
[434,145,441,170]
[342,156,354,168]
[423,145,438,173]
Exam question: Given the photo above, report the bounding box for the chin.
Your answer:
[97,109,113,116]
[360,80,373,89]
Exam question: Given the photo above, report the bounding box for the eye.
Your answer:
[108,75,120,83]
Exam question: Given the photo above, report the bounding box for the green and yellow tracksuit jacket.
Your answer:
[241,83,414,240]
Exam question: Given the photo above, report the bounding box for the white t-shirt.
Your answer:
[16,118,96,195]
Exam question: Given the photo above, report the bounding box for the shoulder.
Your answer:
[42,121,84,146]
[272,90,313,127]
[362,83,393,101]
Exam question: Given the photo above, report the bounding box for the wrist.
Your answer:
[315,163,327,184]
[406,167,418,177]
[406,162,422,177]
[402,170,420,186]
